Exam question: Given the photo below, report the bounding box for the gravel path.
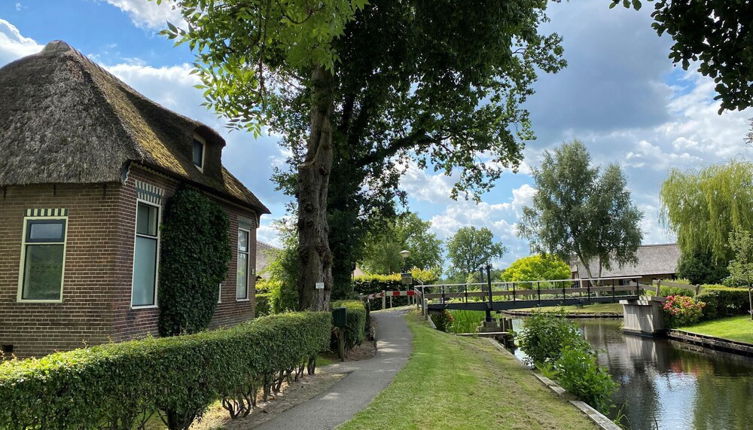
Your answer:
[255,309,413,429]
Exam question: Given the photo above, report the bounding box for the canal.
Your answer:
[511,318,753,429]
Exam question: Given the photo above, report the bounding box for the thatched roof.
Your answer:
[0,40,269,215]
[572,244,681,278]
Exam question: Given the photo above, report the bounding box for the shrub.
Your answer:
[0,312,330,430]
[662,295,705,327]
[551,347,617,413]
[448,310,486,333]
[158,188,231,336]
[697,286,750,319]
[516,312,590,366]
[677,249,728,285]
[331,300,368,350]
[430,309,454,332]
[256,293,272,316]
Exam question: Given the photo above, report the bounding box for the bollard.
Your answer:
[382,290,386,309]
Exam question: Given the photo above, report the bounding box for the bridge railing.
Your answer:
[417,276,647,308]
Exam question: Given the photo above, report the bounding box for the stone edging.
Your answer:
[667,329,753,356]
[502,310,623,319]
[484,339,621,430]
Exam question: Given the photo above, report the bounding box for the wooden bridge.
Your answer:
[418,276,645,314]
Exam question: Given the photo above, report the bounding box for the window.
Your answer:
[19,218,67,301]
[192,139,204,170]
[236,228,250,300]
[132,201,159,307]
[218,282,222,303]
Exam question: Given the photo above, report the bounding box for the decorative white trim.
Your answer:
[17,213,69,303]
[130,199,161,309]
[236,227,251,301]
[134,180,164,206]
[193,134,206,172]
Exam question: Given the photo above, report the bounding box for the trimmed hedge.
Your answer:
[697,286,750,319]
[0,312,330,430]
[256,293,272,316]
[331,300,368,351]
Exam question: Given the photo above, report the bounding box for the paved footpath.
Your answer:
[256,309,413,430]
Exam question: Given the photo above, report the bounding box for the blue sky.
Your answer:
[2,0,752,268]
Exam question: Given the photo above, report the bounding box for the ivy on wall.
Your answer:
[158,187,231,336]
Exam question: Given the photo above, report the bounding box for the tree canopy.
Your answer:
[501,254,571,282]
[660,161,753,267]
[269,0,565,299]
[447,226,506,278]
[519,140,643,281]
[615,0,753,112]
[360,212,443,275]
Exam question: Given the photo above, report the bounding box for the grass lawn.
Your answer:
[512,302,623,314]
[678,315,753,344]
[340,312,596,430]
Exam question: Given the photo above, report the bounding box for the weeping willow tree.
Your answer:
[660,161,753,280]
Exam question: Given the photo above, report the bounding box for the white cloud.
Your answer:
[103,0,185,30]
[0,19,42,65]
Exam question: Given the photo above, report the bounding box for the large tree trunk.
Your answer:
[297,66,335,311]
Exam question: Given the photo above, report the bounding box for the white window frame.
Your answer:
[17,216,69,303]
[236,227,251,301]
[130,199,161,309]
[218,282,222,304]
[192,135,206,172]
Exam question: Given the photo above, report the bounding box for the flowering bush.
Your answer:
[663,295,705,328]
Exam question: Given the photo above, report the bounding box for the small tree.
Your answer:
[727,228,753,320]
[447,227,505,280]
[519,141,643,284]
[501,254,571,284]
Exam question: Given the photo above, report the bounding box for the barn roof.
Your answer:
[572,244,681,278]
[0,40,269,214]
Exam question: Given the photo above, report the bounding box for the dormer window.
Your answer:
[192,138,205,171]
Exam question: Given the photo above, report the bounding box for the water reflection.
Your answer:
[511,318,753,429]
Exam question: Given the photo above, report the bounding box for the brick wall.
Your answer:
[0,165,259,357]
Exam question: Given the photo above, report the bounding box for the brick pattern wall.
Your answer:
[0,183,121,357]
[0,165,258,357]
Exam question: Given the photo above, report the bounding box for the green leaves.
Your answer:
[0,312,331,430]
[446,226,506,277]
[158,187,231,337]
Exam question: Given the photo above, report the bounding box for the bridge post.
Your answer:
[562,284,566,301]
[587,282,591,304]
[512,282,516,302]
[486,264,493,322]
[464,284,468,303]
[612,280,616,302]
[537,282,541,305]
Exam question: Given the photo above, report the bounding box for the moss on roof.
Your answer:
[0,40,269,215]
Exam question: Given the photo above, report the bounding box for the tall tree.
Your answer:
[360,212,443,275]
[519,141,643,282]
[164,0,365,310]
[660,161,753,276]
[614,0,753,112]
[727,227,753,320]
[447,227,506,279]
[271,0,565,300]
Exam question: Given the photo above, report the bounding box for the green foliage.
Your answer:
[262,221,300,312]
[360,212,443,275]
[662,295,706,328]
[727,228,753,289]
[516,312,590,366]
[501,254,571,283]
[256,293,272,316]
[353,269,437,310]
[550,347,617,414]
[331,300,367,350]
[519,141,643,281]
[447,310,486,334]
[697,286,751,320]
[661,162,753,269]
[158,188,231,336]
[430,310,454,332]
[677,249,729,285]
[447,227,506,277]
[163,0,366,135]
[0,312,330,430]
[613,0,753,112]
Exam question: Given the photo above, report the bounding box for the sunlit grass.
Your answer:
[679,315,753,344]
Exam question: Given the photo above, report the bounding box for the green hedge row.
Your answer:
[697,286,750,319]
[0,312,330,430]
[331,300,368,351]
[256,292,272,316]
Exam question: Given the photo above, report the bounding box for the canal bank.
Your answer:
[510,317,753,429]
